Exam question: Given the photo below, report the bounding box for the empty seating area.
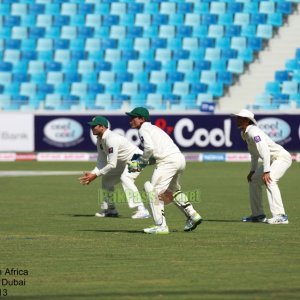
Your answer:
[252,47,300,110]
[0,0,299,112]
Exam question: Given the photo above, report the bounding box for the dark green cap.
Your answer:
[126,107,150,120]
[88,116,109,128]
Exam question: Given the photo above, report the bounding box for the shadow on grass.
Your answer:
[10,288,300,299]
[63,214,131,219]
[77,229,179,234]
[204,219,241,223]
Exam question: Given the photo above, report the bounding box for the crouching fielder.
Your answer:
[126,107,202,234]
[79,116,150,219]
[233,109,292,224]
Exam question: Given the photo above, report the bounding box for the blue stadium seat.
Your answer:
[173,49,190,60]
[5,16,21,27]
[217,70,233,85]
[160,2,176,15]
[238,48,254,63]
[168,14,184,26]
[149,71,166,84]
[177,60,194,73]
[195,60,211,71]
[234,13,250,26]
[191,82,207,93]
[281,81,299,95]
[267,13,283,27]
[251,13,267,25]
[257,24,273,39]
[259,1,275,14]
[78,61,94,74]
[143,26,159,38]
[46,61,62,72]
[98,71,115,85]
[127,2,144,14]
[0,72,12,84]
[173,82,190,96]
[285,59,300,71]
[151,38,167,49]
[231,37,247,50]
[248,37,263,51]
[210,2,226,15]
[277,2,292,14]
[116,72,133,83]
[194,2,209,14]
[222,48,238,59]
[184,71,199,83]
[77,27,94,38]
[201,70,217,85]
[78,3,95,14]
[12,27,28,40]
[184,13,201,26]
[266,82,281,94]
[47,72,63,85]
[54,39,70,50]
[225,25,241,37]
[177,2,194,14]
[122,50,139,60]
[159,25,176,38]
[205,48,221,61]
[243,2,259,14]
[134,38,150,51]
[218,13,234,26]
[61,3,77,16]
[139,49,154,60]
[145,60,162,71]
[241,25,257,38]
[13,73,29,84]
[207,82,224,97]
[4,50,21,63]
[201,14,218,25]
[208,25,224,38]
[227,2,243,13]
[152,14,169,26]
[275,70,290,82]
[110,2,126,15]
[134,72,148,84]
[227,58,244,74]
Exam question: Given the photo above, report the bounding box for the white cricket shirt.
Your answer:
[138,122,181,161]
[242,125,291,172]
[92,129,142,176]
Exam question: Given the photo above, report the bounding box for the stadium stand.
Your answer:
[0,0,300,112]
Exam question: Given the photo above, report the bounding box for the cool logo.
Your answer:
[257,118,290,143]
[44,118,83,146]
[174,118,232,147]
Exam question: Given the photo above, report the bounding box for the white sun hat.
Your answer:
[232,109,257,125]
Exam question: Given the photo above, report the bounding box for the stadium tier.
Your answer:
[0,0,299,112]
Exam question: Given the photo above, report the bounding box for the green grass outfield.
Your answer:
[0,161,299,300]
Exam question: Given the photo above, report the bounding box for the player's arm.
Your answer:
[251,131,272,185]
[139,129,154,162]
[94,139,119,176]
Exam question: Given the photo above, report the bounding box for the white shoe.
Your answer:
[131,209,151,219]
[184,212,202,231]
[143,225,169,234]
[95,209,119,218]
[267,214,289,224]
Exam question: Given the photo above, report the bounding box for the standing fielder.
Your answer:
[126,107,202,234]
[233,109,292,224]
[79,116,150,219]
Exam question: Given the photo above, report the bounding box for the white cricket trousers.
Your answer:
[151,152,186,194]
[249,153,292,217]
[101,162,143,209]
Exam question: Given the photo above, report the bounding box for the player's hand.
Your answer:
[262,172,272,186]
[247,171,255,182]
[78,172,97,185]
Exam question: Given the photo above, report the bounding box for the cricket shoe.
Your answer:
[267,214,289,225]
[242,214,266,223]
[131,209,151,219]
[184,212,202,232]
[143,225,169,234]
[95,209,119,218]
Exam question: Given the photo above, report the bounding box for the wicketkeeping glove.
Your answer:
[127,159,148,173]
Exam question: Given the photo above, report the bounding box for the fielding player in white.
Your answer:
[233,109,292,224]
[79,116,150,219]
[126,107,202,234]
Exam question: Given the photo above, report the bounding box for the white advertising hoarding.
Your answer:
[0,114,34,151]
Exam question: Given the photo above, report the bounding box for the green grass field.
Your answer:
[0,161,299,300]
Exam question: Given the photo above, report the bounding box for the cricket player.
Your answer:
[233,109,292,224]
[79,116,150,219]
[126,107,202,234]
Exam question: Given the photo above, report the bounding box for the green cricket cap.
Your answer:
[126,107,150,120]
[88,116,109,127]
